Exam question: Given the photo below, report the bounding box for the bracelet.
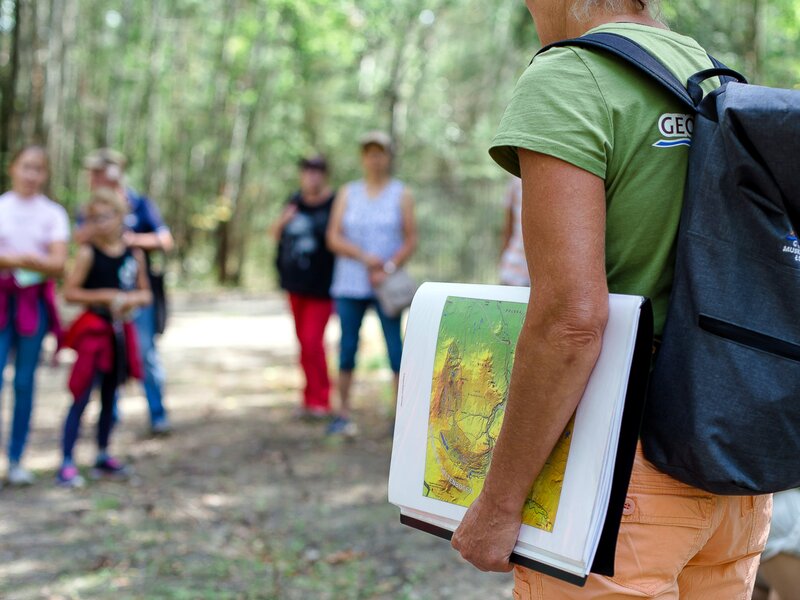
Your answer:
[383,260,397,274]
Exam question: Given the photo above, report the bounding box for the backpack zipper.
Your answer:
[698,315,800,363]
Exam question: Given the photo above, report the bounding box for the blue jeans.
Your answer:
[0,299,48,463]
[335,297,403,373]
[133,303,167,425]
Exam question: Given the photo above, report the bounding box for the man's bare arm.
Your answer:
[452,149,609,572]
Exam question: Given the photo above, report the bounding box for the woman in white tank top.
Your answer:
[326,131,418,436]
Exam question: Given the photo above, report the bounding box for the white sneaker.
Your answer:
[342,421,359,439]
[7,464,35,486]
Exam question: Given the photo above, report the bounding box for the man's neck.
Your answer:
[568,12,667,39]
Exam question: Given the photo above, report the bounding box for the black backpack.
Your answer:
[543,33,800,495]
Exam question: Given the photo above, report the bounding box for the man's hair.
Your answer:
[572,0,660,19]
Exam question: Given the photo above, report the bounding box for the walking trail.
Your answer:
[0,292,513,600]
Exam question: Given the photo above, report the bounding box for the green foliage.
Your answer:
[662,0,800,86]
[1,0,798,286]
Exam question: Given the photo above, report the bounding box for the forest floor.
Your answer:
[0,292,513,600]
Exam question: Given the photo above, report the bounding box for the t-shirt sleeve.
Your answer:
[139,196,170,234]
[489,48,613,179]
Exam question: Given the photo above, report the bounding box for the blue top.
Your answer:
[124,188,169,235]
[330,179,406,299]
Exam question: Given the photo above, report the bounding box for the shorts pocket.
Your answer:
[746,494,773,554]
[512,566,534,600]
[608,487,715,596]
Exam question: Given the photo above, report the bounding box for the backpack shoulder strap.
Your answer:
[536,32,746,112]
[535,32,696,111]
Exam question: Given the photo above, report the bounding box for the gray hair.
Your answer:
[571,0,661,19]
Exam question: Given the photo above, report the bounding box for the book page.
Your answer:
[389,282,642,574]
[424,296,573,533]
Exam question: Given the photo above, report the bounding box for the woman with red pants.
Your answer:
[271,156,336,418]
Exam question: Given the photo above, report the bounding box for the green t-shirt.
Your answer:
[490,23,715,335]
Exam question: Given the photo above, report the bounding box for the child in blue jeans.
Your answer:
[0,146,68,486]
[58,188,151,487]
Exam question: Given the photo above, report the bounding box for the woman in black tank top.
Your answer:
[82,245,139,319]
[58,188,152,488]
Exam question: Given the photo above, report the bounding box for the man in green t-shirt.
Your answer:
[451,1,772,598]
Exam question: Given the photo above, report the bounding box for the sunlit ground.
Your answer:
[0,292,513,600]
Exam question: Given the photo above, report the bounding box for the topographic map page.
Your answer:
[423,296,574,533]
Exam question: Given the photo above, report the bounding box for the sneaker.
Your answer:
[7,464,35,486]
[56,465,85,488]
[326,416,359,438]
[90,457,132,480]
[150,418,172,436]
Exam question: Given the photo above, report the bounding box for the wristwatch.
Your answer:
[383,260,397,274]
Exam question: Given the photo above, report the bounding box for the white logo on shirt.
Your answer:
[653,113,694,148]
[118,256,139,290]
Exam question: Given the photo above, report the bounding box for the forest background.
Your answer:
[1,0,798,288]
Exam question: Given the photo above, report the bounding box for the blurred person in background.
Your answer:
[78,149,174,436]
[58,187,151,488]
[752,489,800,600]
[0,145,68,486]
[326,131,417,437]
[271,155,336,419]
[498,177,530,286]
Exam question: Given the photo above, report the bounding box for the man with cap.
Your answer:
[271,155,336,418]
[80,148,174,435]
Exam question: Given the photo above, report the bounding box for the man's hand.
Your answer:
[451,490,521,572]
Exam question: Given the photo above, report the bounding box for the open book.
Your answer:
[388,283,653,586]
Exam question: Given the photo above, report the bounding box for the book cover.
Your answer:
[388,283,652,585]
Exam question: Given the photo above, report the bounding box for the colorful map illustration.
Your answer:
[423,296,574,532]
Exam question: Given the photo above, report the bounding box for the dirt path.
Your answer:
[0,293,513,599]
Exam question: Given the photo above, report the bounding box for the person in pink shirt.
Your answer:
[498,177,530,287]
[0,146,69,486]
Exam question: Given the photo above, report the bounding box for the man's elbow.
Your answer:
[539,298,609,355]
[159,232,175,253]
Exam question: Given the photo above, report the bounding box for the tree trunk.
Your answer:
[0,0,21,191]
[29,0,47,143]
[55,0,78,202]
[210,13,236,285]
[745,0,764,83]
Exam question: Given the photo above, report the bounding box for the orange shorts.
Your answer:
[514,444,772,599]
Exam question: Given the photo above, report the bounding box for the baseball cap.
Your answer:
[359,130,393,153]
[84,148,127,171]
[298,155,328,172]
